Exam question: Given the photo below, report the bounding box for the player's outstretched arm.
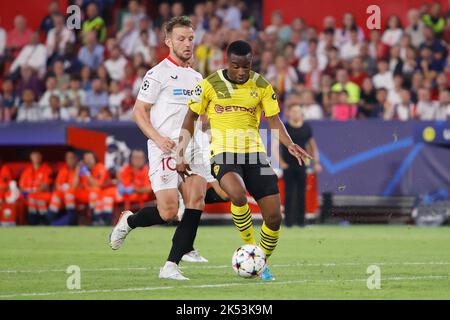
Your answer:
[132,99,175,153]
[266,115,313,166]
[176,108,199,181]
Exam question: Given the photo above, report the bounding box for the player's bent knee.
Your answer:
[228,191,247,207]
[158,207,178,221]
[185,197,205,211]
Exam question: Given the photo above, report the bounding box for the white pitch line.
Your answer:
[1,261,450,274]
[0,275,448,299]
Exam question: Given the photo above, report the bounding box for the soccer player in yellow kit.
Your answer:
[176,40,312,280]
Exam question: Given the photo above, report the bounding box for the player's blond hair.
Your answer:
[164,16,193,38]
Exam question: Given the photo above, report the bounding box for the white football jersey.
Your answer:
[136,56,203,147]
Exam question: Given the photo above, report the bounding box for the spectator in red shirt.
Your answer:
[6,15,33,54]
[349,56,369,87]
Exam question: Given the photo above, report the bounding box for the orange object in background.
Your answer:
[79,162,110,215]
[19,163,53,215]
[0,203,17,226]
[305,172,319,214]
[118,163,154,207]
[49,164,80,213]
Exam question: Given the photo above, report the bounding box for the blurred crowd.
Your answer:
[1,0,450,122]
[0,149,153,226]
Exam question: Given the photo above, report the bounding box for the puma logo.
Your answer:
[217,91,226,97]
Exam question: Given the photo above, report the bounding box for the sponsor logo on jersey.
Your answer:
[173,88,195,96]
[214,104,256,115]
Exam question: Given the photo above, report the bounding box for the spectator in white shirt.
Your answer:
[117,17,139,58]
[335,12,364,47]
[340,27,361,61]
[46,13,75,57]
[405,8,425,48]
[9,32,47,77]
[417,88,439,120]
[382,15,403,47]
[301,90,324,120]
[42,95,71,121]
[133,30,155,66]
[108,80,125,117]
[39,76,62,109]
[216,0,241,30]
[62,76,86,118]
[298,39,327,73]
[121,0,146,30]
[265,55,298,98]
[384,89,416,120]
[318,28,336,57]
[436,90,450,120]
[373,59,394,90]
[387,75,404,106]
[17,89,41,122]
[105,46,128,81]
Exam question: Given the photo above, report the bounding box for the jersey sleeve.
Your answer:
[261,83,280,117]
[136,70,163,104]
[188,80,210,115]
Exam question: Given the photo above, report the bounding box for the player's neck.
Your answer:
[167,54,189,68]
[223,69,248,85]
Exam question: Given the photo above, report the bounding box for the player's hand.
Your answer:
[288,143,313,166]
[155,136,176,153]
[79,165,90,177]
[176,162,192,182]
[314,162,323,174]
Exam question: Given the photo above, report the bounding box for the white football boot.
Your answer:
[159,261,189,280]
[109,211,133,250]
[181,250,209,263]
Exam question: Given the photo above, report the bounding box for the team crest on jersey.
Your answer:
[161,174,169,183]
[195,85,202,96]
[213,164,220,177]
[142,80,150,91]
[250,89,258,98]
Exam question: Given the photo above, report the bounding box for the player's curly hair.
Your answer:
[164,16,193,37]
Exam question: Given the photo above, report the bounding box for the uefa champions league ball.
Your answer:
[232,244,267,278]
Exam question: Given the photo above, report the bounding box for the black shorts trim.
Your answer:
[210,152,279,201]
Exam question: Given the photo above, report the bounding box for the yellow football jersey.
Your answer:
[188,69,280,156]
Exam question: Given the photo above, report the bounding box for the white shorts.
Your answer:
[147,141,214,193]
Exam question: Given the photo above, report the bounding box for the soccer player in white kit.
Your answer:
[109,16,218,280]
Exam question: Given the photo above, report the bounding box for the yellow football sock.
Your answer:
[231,203,255,245]
[259,222,280,259]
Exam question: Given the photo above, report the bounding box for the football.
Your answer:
[232,244,267,278]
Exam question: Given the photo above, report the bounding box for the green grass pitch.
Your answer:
[0,225,449,300]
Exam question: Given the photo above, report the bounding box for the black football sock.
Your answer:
[127,206,166,229]
[167,209,202,264]
[204,187,228,204]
